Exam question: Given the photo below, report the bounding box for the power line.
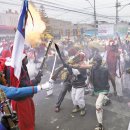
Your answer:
[85,0,94,9]
[39,0,116,12]
[0,0,116,21]
[32,0,130,22]
[37,0,90,11]
[119,0,130,3]
[32,1,115,19]
[0,0,128,24]
[119,3,130,11]
[33,0,115,19]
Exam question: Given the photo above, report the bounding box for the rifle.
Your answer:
[40,40,53,70]
[0,89,19,130]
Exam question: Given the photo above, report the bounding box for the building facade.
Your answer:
[0,10,129,40]
[0,10,18,39]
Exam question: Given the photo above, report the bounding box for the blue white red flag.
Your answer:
[10,0,28,87]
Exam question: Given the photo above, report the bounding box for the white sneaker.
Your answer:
[95,124,104,130]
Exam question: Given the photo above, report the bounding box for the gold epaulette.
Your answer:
[60,69,69,80]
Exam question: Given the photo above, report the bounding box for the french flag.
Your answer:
[10,0,28,87]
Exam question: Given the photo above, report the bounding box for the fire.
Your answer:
[25,3,46,47]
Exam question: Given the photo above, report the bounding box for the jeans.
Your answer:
[56,81,72,108]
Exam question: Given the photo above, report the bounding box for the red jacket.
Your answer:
[11,64,37,130]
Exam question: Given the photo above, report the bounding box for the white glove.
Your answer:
[72,68,80,76]
[37,80,54,92]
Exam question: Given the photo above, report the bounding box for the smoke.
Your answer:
[25,3,46,48]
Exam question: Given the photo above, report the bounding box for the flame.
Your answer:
[25,3,46,47]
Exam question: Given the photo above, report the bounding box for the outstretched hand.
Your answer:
[37,79,54,91]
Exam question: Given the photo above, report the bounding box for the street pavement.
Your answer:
[33,81,130,130]
[28,61,130,130]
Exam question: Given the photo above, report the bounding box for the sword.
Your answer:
[54,43,73,75]
[46,53,57,96]
[49,53,57,81]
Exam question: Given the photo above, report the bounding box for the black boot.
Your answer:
[55,106,60,112]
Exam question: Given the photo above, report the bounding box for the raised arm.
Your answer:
[70,63,92,69]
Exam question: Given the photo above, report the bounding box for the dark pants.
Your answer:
[56,81,72,108]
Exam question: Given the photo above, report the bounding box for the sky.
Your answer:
[0,0,130,24]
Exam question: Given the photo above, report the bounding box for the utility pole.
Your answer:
[116,0,119,25]
[86,0,97,36]
[94,0,97,36]
[115,0,121,32]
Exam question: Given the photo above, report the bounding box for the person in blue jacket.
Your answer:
[0,81,52,130]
